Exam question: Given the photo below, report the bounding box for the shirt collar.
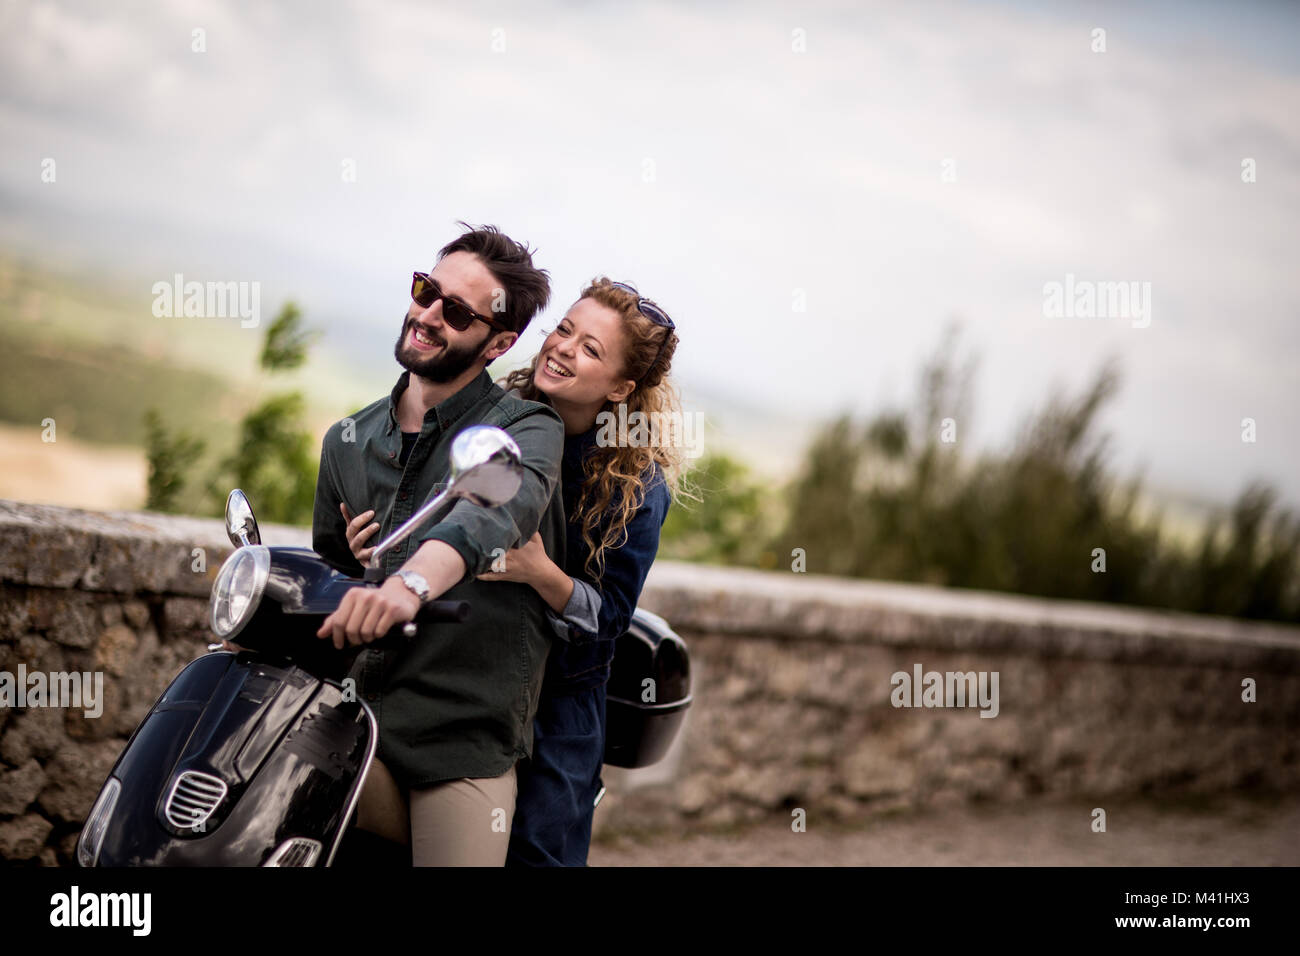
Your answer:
[386,368,495,435]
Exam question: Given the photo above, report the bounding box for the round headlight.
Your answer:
[210,546,271,639]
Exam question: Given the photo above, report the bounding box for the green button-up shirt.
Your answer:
[311,368,566,787]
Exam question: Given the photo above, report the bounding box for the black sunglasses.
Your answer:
[411,272,510,333]
[609,281,675,382]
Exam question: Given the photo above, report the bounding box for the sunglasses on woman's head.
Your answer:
[609,280,676,382]
[411,272,509,333]
[608,280,675,331]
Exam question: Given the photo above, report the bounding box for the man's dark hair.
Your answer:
[438,222,550,335]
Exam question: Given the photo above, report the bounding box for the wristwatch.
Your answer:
[395,570,431,604]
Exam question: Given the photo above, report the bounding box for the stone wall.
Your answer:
[0,500,286,865]
[2,499,1298,864]
[603,564,1300,837]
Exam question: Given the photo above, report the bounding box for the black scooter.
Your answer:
[76,425,692,867]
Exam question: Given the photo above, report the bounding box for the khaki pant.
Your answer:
[354,757,518,866]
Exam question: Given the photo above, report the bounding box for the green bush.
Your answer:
[143,408,206,513]
[770,327,1300,623]
[659,452,780,568]
[143,301,320,525]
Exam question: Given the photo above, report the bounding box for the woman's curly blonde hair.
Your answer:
[502,277,687,581]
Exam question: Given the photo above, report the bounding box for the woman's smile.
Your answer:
[541,354,576,379]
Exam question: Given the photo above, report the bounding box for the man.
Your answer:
[311,223,565,866]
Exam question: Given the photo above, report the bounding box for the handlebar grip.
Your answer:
[397,599,470,639]
[415,599,470,624]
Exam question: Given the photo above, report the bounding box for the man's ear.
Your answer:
[483,331,517,362]
[607,378,636,404]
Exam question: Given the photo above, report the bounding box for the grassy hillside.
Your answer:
[0,321,242,447]
[0,254,390,514]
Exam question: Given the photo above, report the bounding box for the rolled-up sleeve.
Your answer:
[417,404,564,587]
[548,577,602,641]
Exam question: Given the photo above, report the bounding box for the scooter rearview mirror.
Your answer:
[225,489,261,548]
[445,424,525,507]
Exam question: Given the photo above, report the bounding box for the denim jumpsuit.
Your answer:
[505,425,671,866]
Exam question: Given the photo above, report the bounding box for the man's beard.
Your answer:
[394,313,489,383]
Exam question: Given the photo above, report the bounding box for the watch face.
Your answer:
[400,571,428,599]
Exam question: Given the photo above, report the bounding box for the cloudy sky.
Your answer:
[1,0,1297,506]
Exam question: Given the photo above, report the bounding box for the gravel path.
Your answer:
[589,794,1300,866]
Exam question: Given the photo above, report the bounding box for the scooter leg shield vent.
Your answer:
[264,838,322,867]
[163,770,228,831]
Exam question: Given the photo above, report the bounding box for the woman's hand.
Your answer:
[342,502,381,564]
[476,532,551,586]
[477,532,574,614]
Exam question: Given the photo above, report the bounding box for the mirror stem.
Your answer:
[366,486,456,577]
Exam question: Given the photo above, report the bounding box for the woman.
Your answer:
[486,277,683,866]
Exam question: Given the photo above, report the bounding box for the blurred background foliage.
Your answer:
[658,451,781,569]
[660,325,1300,623]
[3,258,1296,622]
[0,257,372,517]
[146,302,319,525]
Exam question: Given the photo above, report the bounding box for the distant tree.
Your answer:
[259,302,314,371]
[771,325,1300,623]
[1191,483,1300,620]
[205,302,319,525]
[659,452,778,567]
[143,407,206,513]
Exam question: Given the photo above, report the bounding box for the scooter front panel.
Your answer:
[91,656,374,866]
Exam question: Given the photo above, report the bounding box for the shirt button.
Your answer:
[365,692,378,701]
[398,492,407,500]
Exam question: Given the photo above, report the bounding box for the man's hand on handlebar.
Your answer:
[316,577,422,650]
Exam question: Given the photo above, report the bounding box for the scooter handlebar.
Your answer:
[397,599,470,639]
[214,599,470,653]
[414,599,470,624]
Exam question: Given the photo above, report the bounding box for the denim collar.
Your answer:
[566,424,601,459]
[508,386,602,455]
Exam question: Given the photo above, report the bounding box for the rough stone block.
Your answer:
[0,707,66,764]
[0,758,47,815]
[0,585,31,638]
[0,813,54,861]
[99,602,123,628]
[94,624,138,677]
[36,739,120,824]
[161,597,208,639]
[47,594,99,649]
